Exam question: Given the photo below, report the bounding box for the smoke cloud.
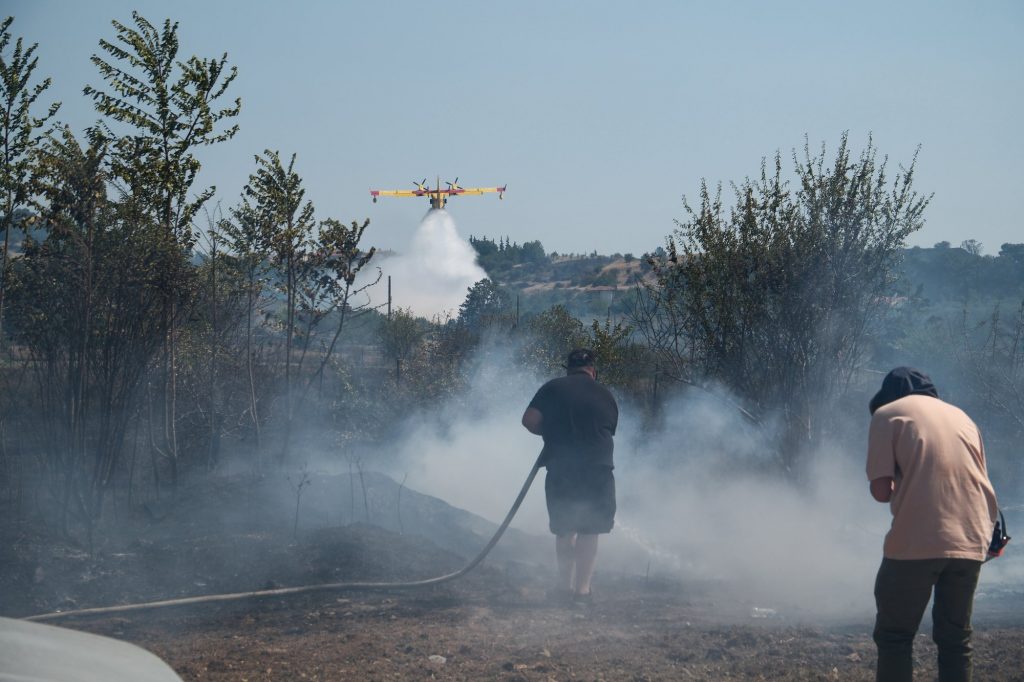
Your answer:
[382,348,1022,620]
[368,209,487,319]
[388,358,551,533]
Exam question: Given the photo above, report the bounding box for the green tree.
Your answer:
[377,307,421,383]
[585,316,633,388]
[961,239,983,257]
[642,134,930,471]
[457,278,511,331]
[521,239,546,264]
[8,127,185,533]
[521,304,586,374]
[191,210,251,471]
[84,11,240,482]
[297,217,377,398]
[999,243,1024,264]
[240,150,315,462]
[85,12,240,244]
[0,16,61,344]
[222,200,271,457]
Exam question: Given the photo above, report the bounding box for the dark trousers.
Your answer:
[873,557,982,682]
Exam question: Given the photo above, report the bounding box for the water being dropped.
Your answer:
[373,209,488,319]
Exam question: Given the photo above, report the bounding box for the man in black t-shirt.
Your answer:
[521,348,618,605]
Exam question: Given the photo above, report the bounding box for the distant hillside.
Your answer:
[469,236,658,318]
[470,236,1024,321]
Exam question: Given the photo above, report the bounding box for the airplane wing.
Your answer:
[370,189,426,198]
[449,186,506,197]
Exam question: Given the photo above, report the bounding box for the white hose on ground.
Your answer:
[25,455,543,623]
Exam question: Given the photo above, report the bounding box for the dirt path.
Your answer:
[65,575,1024,681]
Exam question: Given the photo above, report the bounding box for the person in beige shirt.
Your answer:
[866,367,998,682]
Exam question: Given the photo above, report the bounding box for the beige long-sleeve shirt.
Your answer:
[866,394,998,561]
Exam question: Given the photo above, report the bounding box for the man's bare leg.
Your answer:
[555,533,577,591]
[573,534,599,596]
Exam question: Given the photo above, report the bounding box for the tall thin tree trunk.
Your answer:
[127,411,140,509]
[0,210,11,345]
[147,381,161,500]
[207,235,219,470]
[305,282,352,400]
[245,280,261,468]
[282,256,294,464]
[78,213,95,519]
[169,321,178,490]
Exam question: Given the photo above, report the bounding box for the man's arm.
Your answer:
[522,407,543,435]
[870,477,894,503]
[866,413,896,503]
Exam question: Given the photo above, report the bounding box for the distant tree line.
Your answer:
[469,235,547,270]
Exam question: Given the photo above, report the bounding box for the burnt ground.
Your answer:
[2,471,1023,681]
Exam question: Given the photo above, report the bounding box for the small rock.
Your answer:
[845,652,862,662]
[428,655,446,665]
[541,648,552,658]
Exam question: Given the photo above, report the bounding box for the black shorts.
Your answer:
[544,463,616,535]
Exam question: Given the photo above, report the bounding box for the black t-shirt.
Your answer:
[528,372,618,468]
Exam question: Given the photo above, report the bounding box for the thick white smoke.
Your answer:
[389,357,552,533]
[382,350,1022,620]
[371,209,487,319]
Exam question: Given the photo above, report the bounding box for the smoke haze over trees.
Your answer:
[635,136,930,471]
[0,11,1022,557]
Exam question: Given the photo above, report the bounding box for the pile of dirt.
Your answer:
[0,469,545,619]
[2,521,500,619]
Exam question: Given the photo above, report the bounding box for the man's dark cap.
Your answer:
[565,348,596,369]
[869,367,939,415]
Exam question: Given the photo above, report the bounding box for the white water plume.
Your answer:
[372,210,487,319]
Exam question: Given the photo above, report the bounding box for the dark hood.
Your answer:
[869,367,939,415]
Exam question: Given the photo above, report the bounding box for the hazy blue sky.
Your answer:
[7,1,1023,256]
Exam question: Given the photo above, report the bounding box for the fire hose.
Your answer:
[25,455,543,623]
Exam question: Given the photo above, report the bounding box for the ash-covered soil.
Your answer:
[3,471,1023,681]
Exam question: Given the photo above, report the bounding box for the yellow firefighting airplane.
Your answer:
[370,177,506,210]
